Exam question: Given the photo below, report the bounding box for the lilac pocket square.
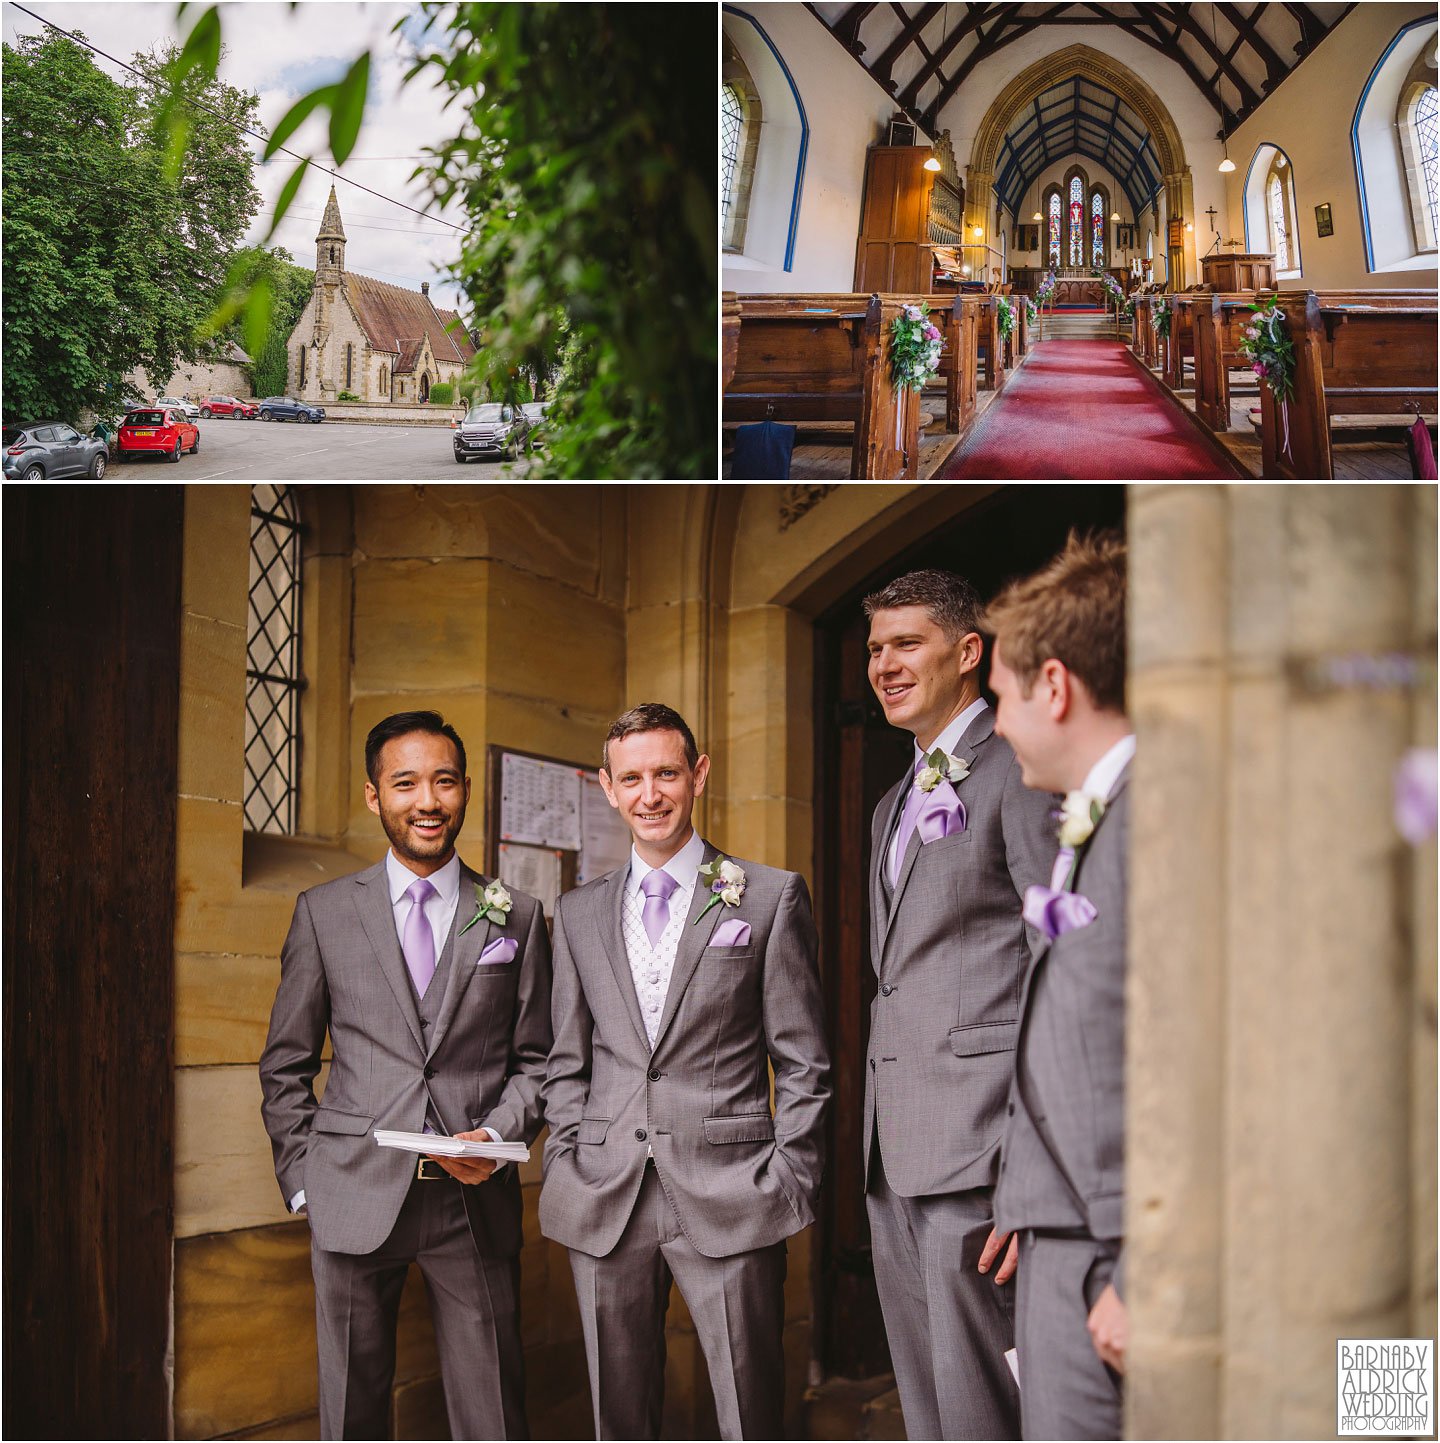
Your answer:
[478,937,518,965]
[709,919,751,947]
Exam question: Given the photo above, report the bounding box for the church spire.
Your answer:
[315,185,346,283]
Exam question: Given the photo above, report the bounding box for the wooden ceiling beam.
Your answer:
[1281,0,1325,55]
[924,10,1030,123]
[831,1,879,56]
[1152,3,1261,113]
[1216,1,1289,90]
[868,2,945,88]
[895,3,1000,109]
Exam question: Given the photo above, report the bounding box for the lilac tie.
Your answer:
[640,868,679,946]
[889,759,928,885]
[402,877,438,997]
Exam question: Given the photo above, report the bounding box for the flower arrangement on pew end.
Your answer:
[888,303,943,393]
[1237,299,1295,403]
[1026,296,1038,328]
[1035,271,1057,309]
[1101,273,1126,317]
[996,295,1015,341]
[1151,292,1172,338]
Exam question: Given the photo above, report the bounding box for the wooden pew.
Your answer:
[732,292,974,437]
[722,292,740,392]
[724,294,921,478]
[1193,290,1278,430]
[1257,290,1438,478]
[1014,296,1030,359]
[977,295,1005,391]
[1164,291,1211,391]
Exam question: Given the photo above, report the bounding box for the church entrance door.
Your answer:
[811,484,1126,1382]
[420,374,430,402]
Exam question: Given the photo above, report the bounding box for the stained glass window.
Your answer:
[1417,86,1438,240]
[1091,191,1104,268]
[722,85,743,223]
[1068,176,1083,266]
[246,486,303,835]
[1268,174,1290,271]
[1048,192,1061,266]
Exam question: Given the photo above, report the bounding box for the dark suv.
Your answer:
[3,421,109,479]
[454,402,530,462]
[258,396,326,423]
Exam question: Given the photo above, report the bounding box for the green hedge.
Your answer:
[427,382,454,404]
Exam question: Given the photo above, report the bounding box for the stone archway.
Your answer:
[420,373,430,402]
[966,44,1195,288]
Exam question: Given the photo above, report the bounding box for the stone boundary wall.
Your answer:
[309,402,467,428]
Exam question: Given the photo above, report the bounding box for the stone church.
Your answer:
[722,2,1438,482]
[284,186,476,404]
[7,482,1434,1442]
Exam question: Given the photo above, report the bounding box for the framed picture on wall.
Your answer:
[1014,224,1039,251]
[1315,202,1334,237]
[1116,224,1134,249]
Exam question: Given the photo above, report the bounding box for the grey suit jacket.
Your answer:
[994,766,1129,1277]
[538,841,831,1259]
[259,858,553,1257]
[865,707,1058,1197]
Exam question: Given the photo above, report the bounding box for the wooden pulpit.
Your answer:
[1201,252,1275,291]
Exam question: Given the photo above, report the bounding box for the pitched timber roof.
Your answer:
[343,272,477,371]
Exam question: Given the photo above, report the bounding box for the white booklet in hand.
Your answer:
[373,1129,530,1163]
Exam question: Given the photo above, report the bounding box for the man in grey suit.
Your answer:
[986,532,1133,1440]
[539,702,831,1441]
[260,711,552,1439]
[862,569,1057,1440]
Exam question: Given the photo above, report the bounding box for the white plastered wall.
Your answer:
[1221,3,1437,288]
[722,2,929,293]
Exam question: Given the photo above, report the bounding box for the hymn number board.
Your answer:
[483,744,633,921]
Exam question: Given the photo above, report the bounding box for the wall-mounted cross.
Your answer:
[1205,205,1218,233]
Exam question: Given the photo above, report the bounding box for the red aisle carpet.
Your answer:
[939,339,1238,480]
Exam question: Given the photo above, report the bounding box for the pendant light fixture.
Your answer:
[923,6,949,171]
[1212,4,1236,171]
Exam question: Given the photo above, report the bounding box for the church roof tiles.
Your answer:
[343,272,477,373]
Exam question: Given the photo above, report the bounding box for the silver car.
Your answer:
[157,395,201,420]
[453,402,531,462]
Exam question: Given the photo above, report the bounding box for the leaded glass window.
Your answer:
[1417,86,1438,241]
[1268,174,1290,271]
[1091,191,1104,268]
[722,84,743,223]
[1048,192,1061,267]
[1068,175,1083,266]
[245,486,303,834]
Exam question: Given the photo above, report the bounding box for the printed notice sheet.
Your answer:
[499,842,562,918]
[500,753,582,851]
[579,773,632,883]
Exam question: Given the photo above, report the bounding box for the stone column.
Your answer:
[967,168,994,279]
[1162,170,1195,289]
[1128,485,1437,1439]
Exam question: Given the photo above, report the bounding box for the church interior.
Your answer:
[6,481,1434,1441]
[721,2,1439,482]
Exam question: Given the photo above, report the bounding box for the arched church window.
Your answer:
[1416,86,1439,236]
[298,346,305,388]
[1048,191,1061,267]
[329,245,336,264]
[1400,78,1439,250]
[345,343,353,391]
[722,83,743,224]
[1091,191,1104,268]
[1068,175,1084,266]
[1267,169,1291,270]
[1147,230,1153,259]
[245,486,302,835]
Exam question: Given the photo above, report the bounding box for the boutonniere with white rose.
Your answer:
[1056,791,1105,891]
[694,856,746,925]
[459,878,512,936]
[915,748,971,793]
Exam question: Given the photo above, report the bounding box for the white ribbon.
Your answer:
[1281,397,1291,460]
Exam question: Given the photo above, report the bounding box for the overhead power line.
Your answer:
[7,3,471,236]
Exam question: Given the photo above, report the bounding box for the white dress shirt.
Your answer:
[1079,732,1136,804]
[888,696,991,884]
[622,828,706,1050]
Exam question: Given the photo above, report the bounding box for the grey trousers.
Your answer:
[867,1164,1021,1440]
[567,1162,788,1441]
[1015,1231,1122,1441]
[309,1176,527,1440]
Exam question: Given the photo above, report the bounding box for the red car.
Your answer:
[118,407,200,463]
[199,394,257,419]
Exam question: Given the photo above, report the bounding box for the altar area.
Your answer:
[1009,267,1131,304]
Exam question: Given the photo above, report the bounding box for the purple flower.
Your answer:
[924,324,941,341]
[1395,748,1438,844]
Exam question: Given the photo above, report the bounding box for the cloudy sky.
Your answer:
[3,0,472,312]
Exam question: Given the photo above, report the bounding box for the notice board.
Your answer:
[483,744,632,918]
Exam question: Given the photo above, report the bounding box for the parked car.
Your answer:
[117,407,200,463]
[453,402,530,462]
[2,421,109,479]
[521,402,550,449]
[234,398,259,419]
[199,395,255,419]
[257,396,326,423]
[157,395,201,420]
